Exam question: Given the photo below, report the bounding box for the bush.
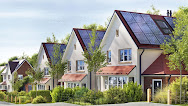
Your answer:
[29,90,51,102]
[50,86,64,103]
[153,87,168,104]
[32,96,46,104]
[74,87,89,98]
[19,96,27,104]
[7,91,18,102]
[83,90,104,104]
[104,87,127,104]
[62,87,74,101]
[0,91,6,101]
[123,82,143,102]
[19,91,26,96]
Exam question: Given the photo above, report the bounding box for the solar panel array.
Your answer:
[164,17,175,29]
[120,11,171,45]
[45,43,66,63]
[77,29,105,50]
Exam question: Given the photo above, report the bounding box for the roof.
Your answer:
[115,10,175,49]
[8,61,19,74]
[142,54,188,75]
[73,28,105,51]
[0,81,6,85]
[58,74,87,82]
[40,77,51,84]
[42,43,66,63]
[96,65,136,75]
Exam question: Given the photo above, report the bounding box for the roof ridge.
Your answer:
[73,28,106,32]
[42,42,66,45]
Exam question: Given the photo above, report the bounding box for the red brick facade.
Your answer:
[17,61,31,77]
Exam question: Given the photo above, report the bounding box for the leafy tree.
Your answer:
[19,52,29,60]
[0,62,7,66]
[83,23,107,30]
[28,53,38,67]
[82,29,107,89]
[8,56,18,61]
[160,6,188,104]
[146,5,161,15]
[12,72,23,91]
[61,34,70,44]
[47,44,67,89]
[46,33,59,43]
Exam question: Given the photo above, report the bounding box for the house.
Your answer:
[0,59,33,92]
[59,28,105,90]
[37,43,66,90]
[96,10,188,95]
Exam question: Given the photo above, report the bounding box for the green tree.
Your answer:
[28,53,38,67]
[46,33,59,43]
[12,72,23,91]
[0,62,7,66]
[160,6,188,104]
[47,44,67,89]
[8,56,18,61]
[82,29,107,89]
[146,5,161,15]
[61,34,70,44]
[83,23,107,30]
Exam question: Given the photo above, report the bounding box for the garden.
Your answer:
[0,82,143,105]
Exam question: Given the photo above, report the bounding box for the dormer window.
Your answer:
[155,20,172,35]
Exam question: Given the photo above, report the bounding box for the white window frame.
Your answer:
[44,67,49,75]
[119,49,132,62]
[107,50,111,63]
[108,76,128,89]
[67,82,80,88]
[38,85,45,90]
[18,74,23,80]
[152,79,162,96]
[68,61,71,71]
[76,60,84,71]
[4,75,6,80]
[8,75,10,80]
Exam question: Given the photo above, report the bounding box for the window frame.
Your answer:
[38,85,45,90]
[107,50,111,63]
[108,76,128,89]
[67,82,80,88]
[76,60,84,71]
[119,49,132,62]
[154,19,172,35]
[18,74,23,80]
[44,67,49,75]
[68,61,71,71]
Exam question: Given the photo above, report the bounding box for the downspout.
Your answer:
[90,72,91,89]
[168,74,171,86]
[140,49,145,85]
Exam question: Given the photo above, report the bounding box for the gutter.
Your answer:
[140,49,145,85]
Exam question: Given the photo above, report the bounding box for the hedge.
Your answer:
[29,90,51,102]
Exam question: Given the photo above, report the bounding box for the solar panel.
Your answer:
[128,22,142,33]
[137,23,152,34]
[134,33,150,44]
[141,14,154,24]
[97,31,105,39]
[164,17,175,29]
[145,34,160,45]
[78,30,89,39]
[155,34,165,44]
[131,13,145,23]
[120,12,135,22]
[147,23,163,35]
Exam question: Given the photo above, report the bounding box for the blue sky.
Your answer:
[0,0,187,63]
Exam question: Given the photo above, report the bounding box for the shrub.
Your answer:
[123,82,143,102]
[29,90,51,102]
[153,87,168,104]
[7,91,18,102]
[25,99,31,104]
[32,96,46,104]
[83,90,104,104]
[19,91,26,96]
[19,96,27,104]
[104,87,127,104]
[62,87,74,101]
[0,91,6,101]
[74,87,89,98]
[50,86,64,103]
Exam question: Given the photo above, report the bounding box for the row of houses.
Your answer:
[1,10,188,95]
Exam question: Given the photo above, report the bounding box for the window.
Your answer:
[8,85,10,89]
[68,61,71,71]
[155,20,172,34]
[18,75,23,80]
[8,75,10,80]
[107,51,111,63]
[82,83,86,88]
[116,29,119,37]
[104,78,108,89]
[38,85,45,90]
[74,44,76,50]
[0,85,2,89]
[109,76,127,88]
[44,67,49,75]
[120,49,132,62]
[129,77,134,83]
[77,60,84,71]
[5,86,7,90]
[4,75,6,80]
[67,82,79,88]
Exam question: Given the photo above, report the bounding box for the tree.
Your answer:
[82,28,107,90]
[47,44,67,89]
[28,53,38,67]
[12,72,23,91]
[61,34,70,44]
[46,33,59,43]
[0,62,7,66]
[8,56,18,62]
[19,52,29,60]
[160,6,188,104]
[146,5,161,15]
[83,23,107,30]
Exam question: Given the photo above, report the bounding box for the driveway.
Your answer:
[0,101,178,106]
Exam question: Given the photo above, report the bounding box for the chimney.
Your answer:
[169,10,172,17]
[167,10,169,16]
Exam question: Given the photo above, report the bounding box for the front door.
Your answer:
[152,79,162,95]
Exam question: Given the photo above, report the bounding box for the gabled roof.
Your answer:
[142,54,188,75]
[40,77,51,84]
[9,61,19,74]
[58,74,87,82]
[115,10,175,49]
[42,43,66,63]
[0,81,6,85]
[96,65,136,75]
[73,28,105,51]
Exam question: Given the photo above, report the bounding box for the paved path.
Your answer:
[0,101,178,106]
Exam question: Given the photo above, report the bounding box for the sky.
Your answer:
[0,0,187,63]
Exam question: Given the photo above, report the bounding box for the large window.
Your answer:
[120,49,132,62]
[38,85,45,90]
[68,61,71,71]
[109,76,127,88]
[18,75,23,80]
[77,60,84,71]
[4,75,6,80]
[81,83,86,88]
[155,20,172,34]
[44,67,49,75]
[107,51,111,63]
[67,82,79,88]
